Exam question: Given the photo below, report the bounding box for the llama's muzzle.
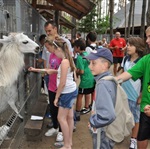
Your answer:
[35,46,40,54]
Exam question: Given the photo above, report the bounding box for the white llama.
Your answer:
[0,33,39,140]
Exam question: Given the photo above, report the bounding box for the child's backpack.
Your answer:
[101,76,135,143]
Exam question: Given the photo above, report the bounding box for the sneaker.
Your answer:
[89,104,92,110]
[129,138,137,149]
[0,125,10,140]
[45,113,51,118]
[45,128,58,137]
[56,132,63,142]
[73,126,76,132]
[81,108,90,115]
[54,142,64,148]
[76,116,80,121]
[80,107,86,113]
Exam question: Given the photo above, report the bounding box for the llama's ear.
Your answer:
[0,36,11,44]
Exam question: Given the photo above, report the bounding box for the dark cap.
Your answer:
[84,47,113,63]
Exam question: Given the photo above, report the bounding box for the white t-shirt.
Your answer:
[121,57,141,101]
[85,43,97,54]
[57,65,76,94]
[42,46,50,68]
[61,36,73,56]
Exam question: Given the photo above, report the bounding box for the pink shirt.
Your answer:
[48,53,62,92]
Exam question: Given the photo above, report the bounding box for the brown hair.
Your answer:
[127,37,145,57]
[44,20,57,28]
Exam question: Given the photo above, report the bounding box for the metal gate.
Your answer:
[0,0,46,148]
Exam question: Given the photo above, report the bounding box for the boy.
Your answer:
[74,39,95,120]
[85,31,97,54]
[85,47,116,149]
[121,37,145,149]
[116,26,150,149]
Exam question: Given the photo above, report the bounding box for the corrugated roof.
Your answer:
[113,0,147,29]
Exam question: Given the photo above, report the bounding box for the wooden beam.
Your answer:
[75,0,94,10]
[39,10,75,29]
[46,0,83,19]
[64,0,87,13]
[32,0,37,9]
[36,4,56,10]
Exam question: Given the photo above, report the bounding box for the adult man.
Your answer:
[109,32,126,76]
[116,26,150,149]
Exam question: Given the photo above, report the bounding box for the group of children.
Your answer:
[28,24,150,149]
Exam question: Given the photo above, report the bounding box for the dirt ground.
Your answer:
[20,109,130,149]
[20,106,150,149]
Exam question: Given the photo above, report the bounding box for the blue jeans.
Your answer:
[44,74,49,89]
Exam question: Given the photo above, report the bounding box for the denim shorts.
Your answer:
[58,89,78,109]
[128,100,140,123]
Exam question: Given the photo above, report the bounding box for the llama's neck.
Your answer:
[0,43,24,86]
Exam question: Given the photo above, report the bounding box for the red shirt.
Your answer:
[110,38,126,57]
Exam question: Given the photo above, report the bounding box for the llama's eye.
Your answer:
[22,41,28,44]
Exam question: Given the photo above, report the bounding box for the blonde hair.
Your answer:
[54,37,76,72]
[45,36,76,72]
[99,57,111,68]
[146,26,150,34]
[44,35,58,45]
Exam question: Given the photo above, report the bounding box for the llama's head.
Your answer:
[0,33,39,54]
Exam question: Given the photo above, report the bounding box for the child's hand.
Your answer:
[144,105,150,110]
[91,110,95,115]
[144,105,150,117]
[28,67,34,71]
[88,122,91,129]
[88,122,97,133]
[54,98,59,107]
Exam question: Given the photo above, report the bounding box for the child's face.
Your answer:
[45,42,54,53]
[146,31,150,48]
[126,43,136,56]
[74,46,79,53]
[89,59,106,76]
[54,47,62,58]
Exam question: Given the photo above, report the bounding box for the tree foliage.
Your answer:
[77,6,110,34]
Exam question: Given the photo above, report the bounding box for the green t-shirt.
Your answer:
[76,51,95,89]
[128,54,150,112]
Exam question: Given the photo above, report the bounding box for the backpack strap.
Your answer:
[98,76,123,85]
[88,45,96,50]
[97,76,124,109]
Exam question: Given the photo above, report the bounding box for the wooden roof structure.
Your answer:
[29,0,95,29]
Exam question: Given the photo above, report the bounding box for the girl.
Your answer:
[29,37,77,149]
[52,38,77,149]
[28,36,63,142]
[121,37,145,149]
